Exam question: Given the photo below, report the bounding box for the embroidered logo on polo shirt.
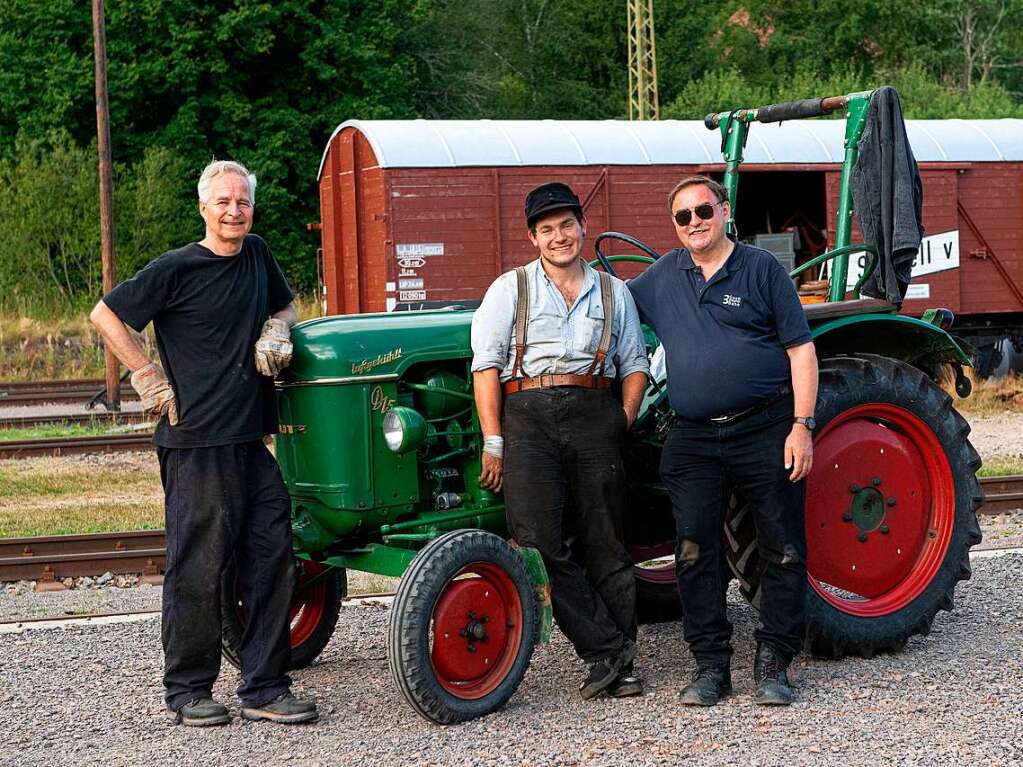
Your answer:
[722,294,742,308]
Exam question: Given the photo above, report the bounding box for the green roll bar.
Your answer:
[705,91,875,303]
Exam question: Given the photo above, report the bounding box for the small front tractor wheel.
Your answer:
[388,529,539,725]
[221,559,346,670]
[725,354,983,659]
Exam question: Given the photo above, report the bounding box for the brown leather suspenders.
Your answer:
[506,267,615,391]
[586,271,615,377]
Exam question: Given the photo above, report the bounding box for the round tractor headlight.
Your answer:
[382,406,428,454]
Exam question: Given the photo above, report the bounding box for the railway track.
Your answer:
[0,411,150,429]
[0,432,154,459]
[0,378,137,407]
[0,475,1020,584]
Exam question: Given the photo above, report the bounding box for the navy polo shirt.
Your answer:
[628,242,811,421]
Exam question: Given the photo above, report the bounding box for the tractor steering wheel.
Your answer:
[590,232,660,278]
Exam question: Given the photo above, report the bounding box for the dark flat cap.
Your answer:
[524,182,583,228]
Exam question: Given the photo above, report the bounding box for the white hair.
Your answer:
[197,160,257,205]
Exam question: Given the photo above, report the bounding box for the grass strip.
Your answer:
[0,459,163,537]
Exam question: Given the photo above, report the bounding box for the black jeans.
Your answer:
[502,387,637,663]
[659,394,807,666]
[158,441,295,710]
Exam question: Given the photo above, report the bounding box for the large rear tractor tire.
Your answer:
[388,529,539,724]
[221,559,346,670]
[725,354,983,659]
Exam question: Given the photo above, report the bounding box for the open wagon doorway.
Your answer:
[733,170,829,287]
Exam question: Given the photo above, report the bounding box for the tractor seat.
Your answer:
[802,298,896,321]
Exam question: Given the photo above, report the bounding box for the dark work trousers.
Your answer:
[502,387,637,663]
[659,394,807,667]
[157,441,295,711]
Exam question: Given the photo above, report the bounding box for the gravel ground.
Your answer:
[968,413,1023,459]
[1,554,1021,767]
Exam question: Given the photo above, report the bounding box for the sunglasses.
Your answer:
[673,200,724,227]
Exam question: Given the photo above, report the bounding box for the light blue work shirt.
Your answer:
[470,258,650,382]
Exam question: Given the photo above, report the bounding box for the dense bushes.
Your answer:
[0,134,191,314]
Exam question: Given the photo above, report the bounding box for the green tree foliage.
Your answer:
[2,0,1023,312]
[0,0,423,302]
[0,133,189,313]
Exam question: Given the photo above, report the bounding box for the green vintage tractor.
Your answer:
[221,91,983,725]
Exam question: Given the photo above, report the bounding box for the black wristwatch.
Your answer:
[793,416,816,431]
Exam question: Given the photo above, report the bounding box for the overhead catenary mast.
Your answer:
[627,0,659,120]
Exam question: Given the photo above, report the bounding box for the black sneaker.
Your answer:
[679,666,732,706]
[241,692,318,724]
[173,696,231,727]
[753,644,794,706]
[580,638,637,700]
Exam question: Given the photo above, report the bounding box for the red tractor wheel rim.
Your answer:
[805,403,955,617]
[630,542,676,584]
[430,562,523,700]
[288,561,328,648]
[235,561,329,650]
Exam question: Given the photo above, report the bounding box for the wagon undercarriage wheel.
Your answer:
[725,354,983,659]
[388,529,539,725]
[221,559,346,670]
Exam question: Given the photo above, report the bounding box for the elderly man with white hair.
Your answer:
[90,160,316,726]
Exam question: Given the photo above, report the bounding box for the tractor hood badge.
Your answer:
[352,348,403,374]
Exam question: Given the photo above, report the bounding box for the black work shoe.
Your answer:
[753,644,794,706]
[680,666,732,706]
[580,638,638,700]
[173,696,231,727]
[605,661,644,698]
[241,692,318,724]
[607,673,644,698]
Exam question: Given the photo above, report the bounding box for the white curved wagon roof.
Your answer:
[319,118,1023,179]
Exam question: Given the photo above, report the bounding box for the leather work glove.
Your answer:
[130,363,178,425]
[254,318,293,377]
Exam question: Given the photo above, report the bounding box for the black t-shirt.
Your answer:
[628,242,811,421]
[103,234,294,448]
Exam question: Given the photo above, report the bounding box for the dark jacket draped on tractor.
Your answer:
[852,85,924,306]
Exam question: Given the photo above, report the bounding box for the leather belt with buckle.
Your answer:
[503,373,612,396]
[705,384,793,425]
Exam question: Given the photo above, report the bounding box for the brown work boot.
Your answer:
[173,696,231,727]
[241,692,318,724]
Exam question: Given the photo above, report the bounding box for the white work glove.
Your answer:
[254,318,293,377]
[130,363,179,425]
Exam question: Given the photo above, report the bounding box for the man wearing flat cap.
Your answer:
[470,182,651,699]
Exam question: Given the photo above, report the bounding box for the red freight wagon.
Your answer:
[316,119,1023,373]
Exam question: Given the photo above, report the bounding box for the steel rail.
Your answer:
[0,378,137,407]
[0,432,154,459]
[0,476,1019,584]
[0,412,150,429]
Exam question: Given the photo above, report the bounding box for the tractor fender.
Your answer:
[810,313,972,369]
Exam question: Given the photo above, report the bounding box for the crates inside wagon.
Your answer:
[315,119,1023,375]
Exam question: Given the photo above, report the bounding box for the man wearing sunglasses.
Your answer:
[627,175,818,707]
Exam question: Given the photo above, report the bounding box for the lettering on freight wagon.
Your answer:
[843,230,960,288]
[905,284,930,299]
[399,290,427,302]
[399,278,425,290]
[396,243,444,258]
[397,257,427,269]
[351,348,403,374]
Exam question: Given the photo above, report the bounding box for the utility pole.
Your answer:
[627,0,660,121]
[92,0,120,410]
